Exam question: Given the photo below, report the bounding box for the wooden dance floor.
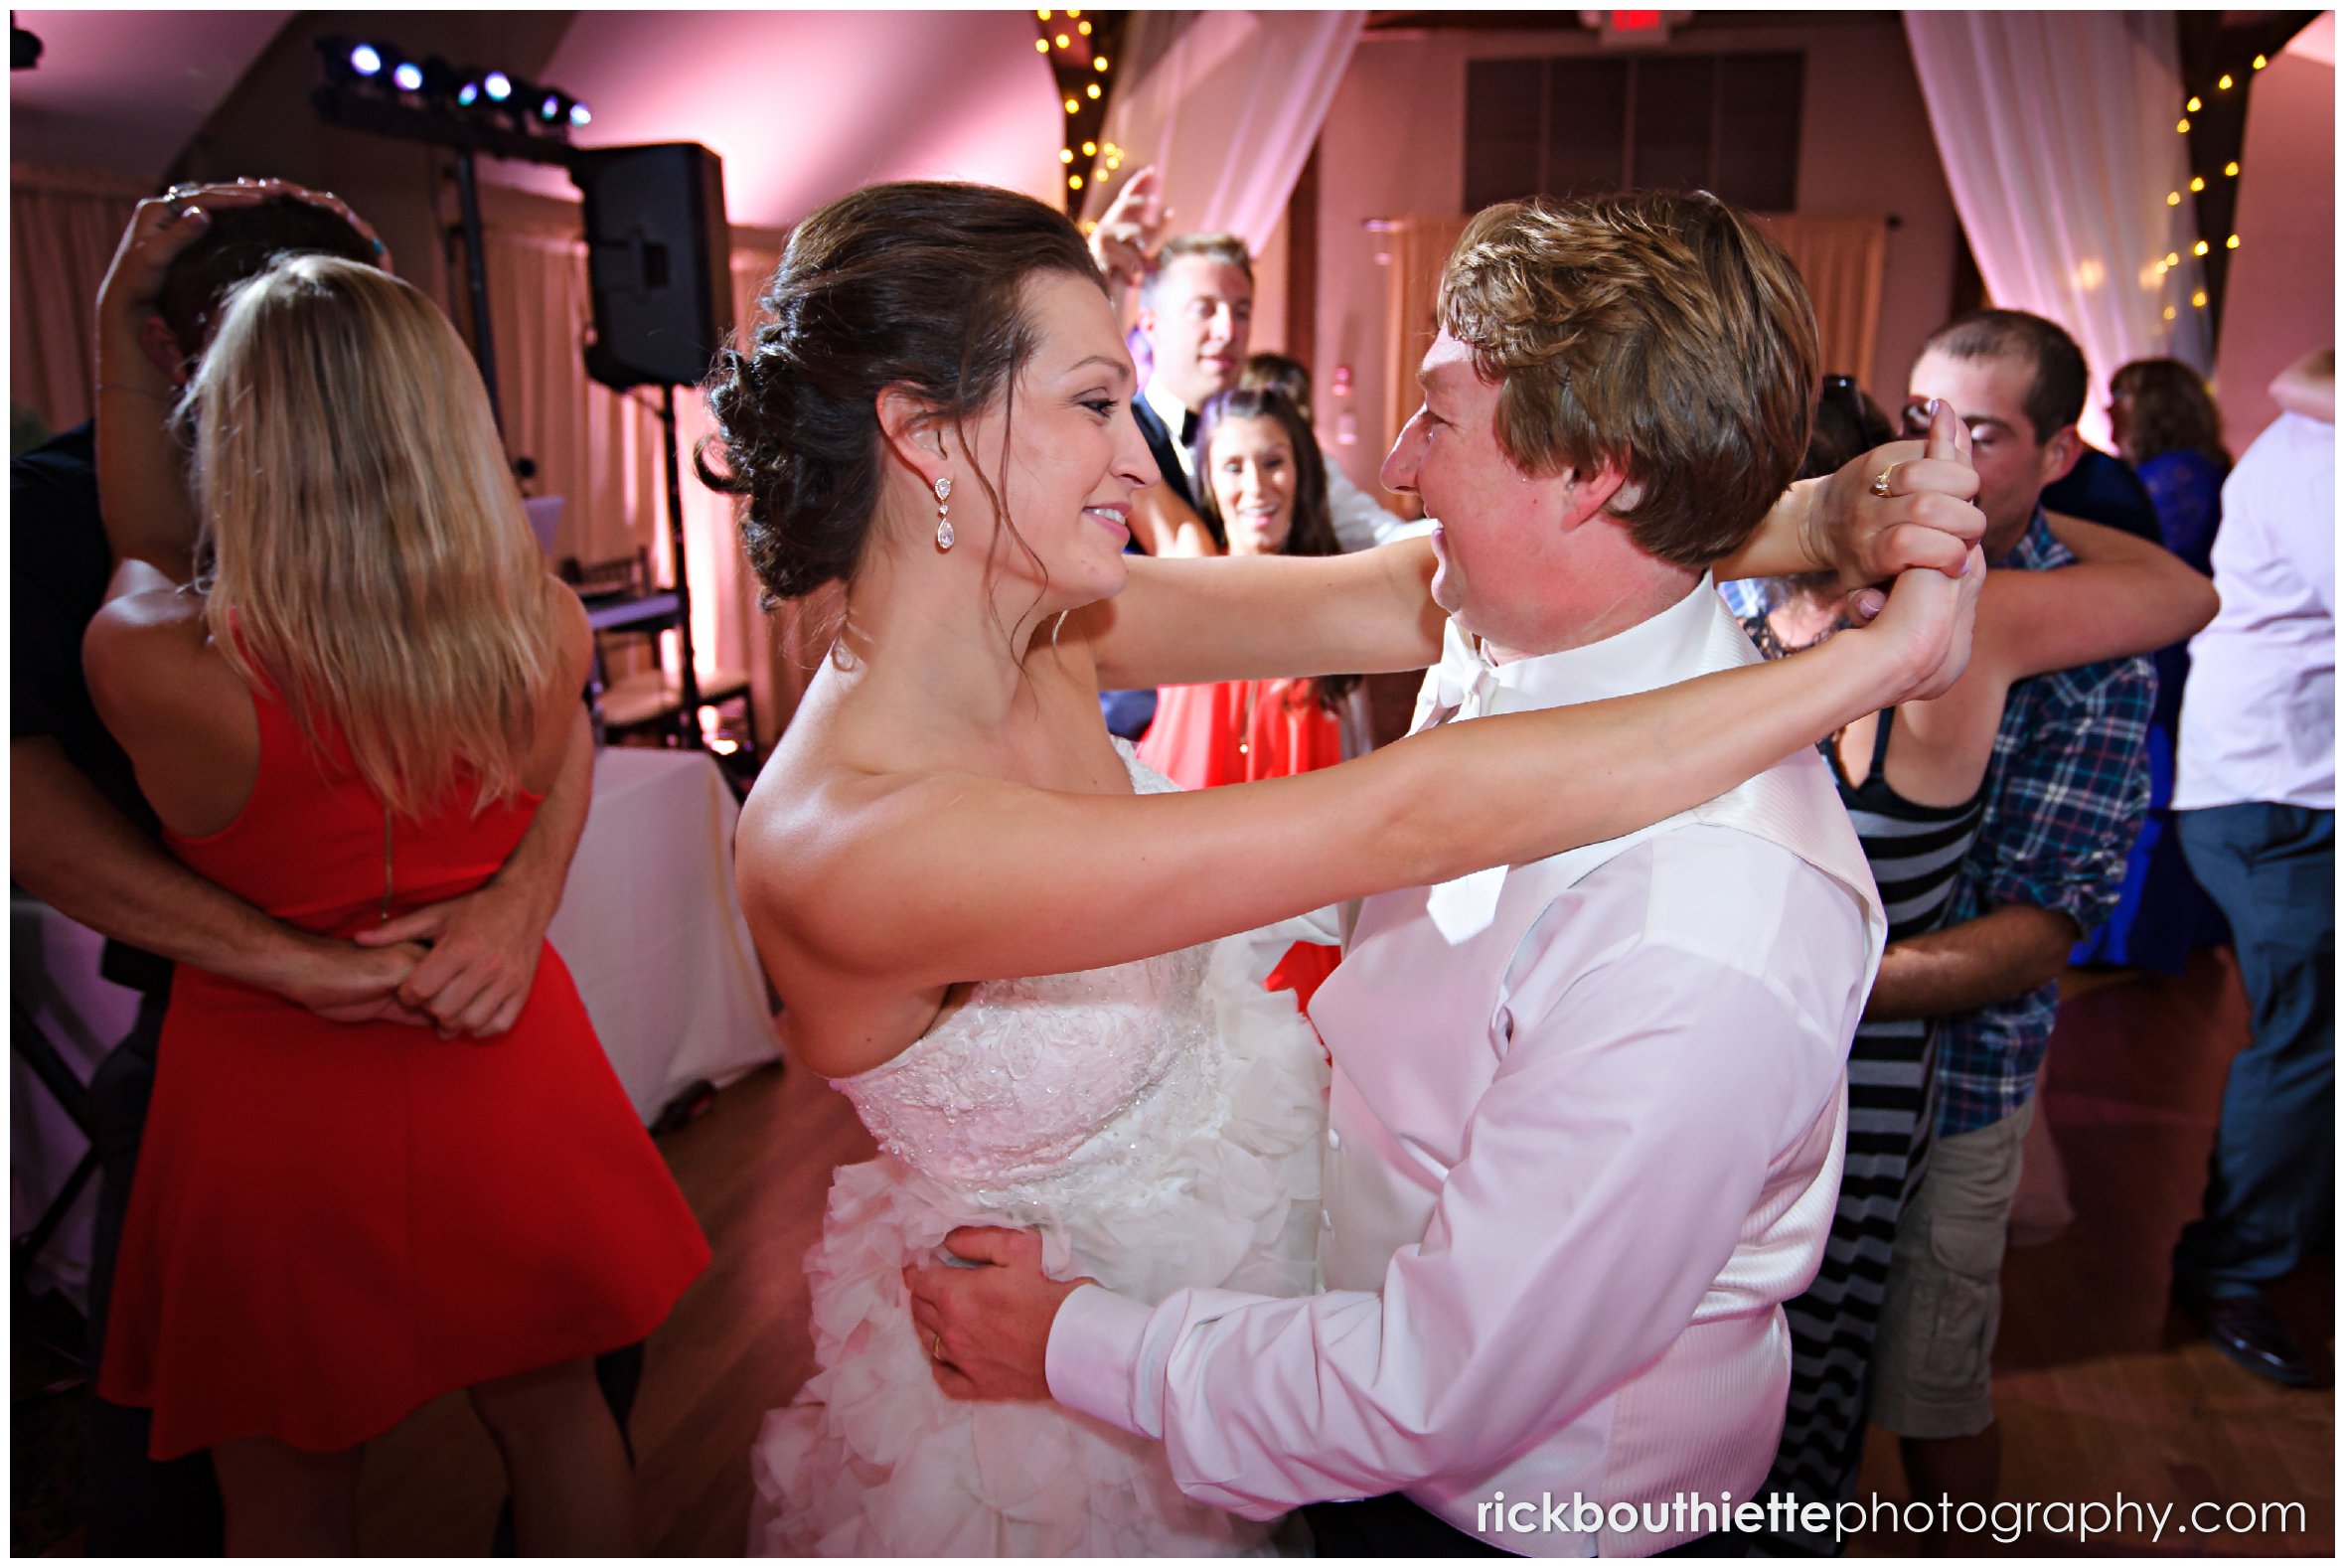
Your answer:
[347,950,2329,1557]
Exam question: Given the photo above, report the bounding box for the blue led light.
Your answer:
[350,43,382,76]
[457,80,479,105]
[484,71,511,101]
[392,62,423,91]
[569,102,591,128]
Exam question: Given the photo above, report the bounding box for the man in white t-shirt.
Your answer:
[2168,373,2336,1388]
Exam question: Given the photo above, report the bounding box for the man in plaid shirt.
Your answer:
[1862,312,2153,1524]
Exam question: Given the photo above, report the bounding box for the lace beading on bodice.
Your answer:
[829,747,1227,1211]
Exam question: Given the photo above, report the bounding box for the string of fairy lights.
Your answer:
[1036,9,1123,223]
[2152,46,2272,331]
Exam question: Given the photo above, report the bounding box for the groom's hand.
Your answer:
[903,1226,1092,1402]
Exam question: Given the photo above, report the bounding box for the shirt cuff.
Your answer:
[1044,1283,1155,1436]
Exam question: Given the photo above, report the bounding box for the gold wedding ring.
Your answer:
[1869,467,1896,499]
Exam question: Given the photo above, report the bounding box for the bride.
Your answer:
[698,180,1979,1555]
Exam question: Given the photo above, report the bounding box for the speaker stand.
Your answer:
[451,149,503,432]
[656,384,704,749]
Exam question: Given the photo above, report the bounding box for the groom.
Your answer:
[910,192,1973,1555]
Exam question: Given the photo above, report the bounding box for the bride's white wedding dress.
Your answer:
[748,747,1331,1556]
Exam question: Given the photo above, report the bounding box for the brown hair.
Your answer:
[697,181,1102,605]
[2111,357,2229,470]
[1436,192,1818,569]
[1238,352,1312,418]
[1920,309,2088,445]
[158,196,379,361]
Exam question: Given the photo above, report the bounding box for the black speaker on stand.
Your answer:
[573,142,733,749]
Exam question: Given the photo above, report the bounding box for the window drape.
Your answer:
[1904,11,2211,451]
[1081,10,1364,255]
[1754,214,1890,396]
[11,166,148,439]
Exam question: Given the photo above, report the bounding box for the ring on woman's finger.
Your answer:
[1869,467,1896,499]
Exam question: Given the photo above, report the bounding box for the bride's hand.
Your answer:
[1810,398,1983,600]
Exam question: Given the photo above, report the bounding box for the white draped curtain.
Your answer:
[11,166,148,440]
[1080,10,1363,253]
[1904,11,2211,452]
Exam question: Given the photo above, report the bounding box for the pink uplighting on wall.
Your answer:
[498,11,1067,231]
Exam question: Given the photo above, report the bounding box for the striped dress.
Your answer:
[1756,697,1985,1550]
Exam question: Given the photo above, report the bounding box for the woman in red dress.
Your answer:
[82,188,708,1554]
[1137,388,1357,1004]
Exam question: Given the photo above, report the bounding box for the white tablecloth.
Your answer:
[547,745,783,1122]
[12,744,782,1305]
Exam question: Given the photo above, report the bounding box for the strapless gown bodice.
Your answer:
[750,745,1332,1555]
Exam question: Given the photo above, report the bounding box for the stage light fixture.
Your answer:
[485,71,513,102]
[392,61,424,92]
[352,42,384,77]
[457,78,480,105]
[569,102,591,128]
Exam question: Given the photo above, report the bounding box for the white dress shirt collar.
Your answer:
[1142,378,1197,483]
[1421,573,1722,727]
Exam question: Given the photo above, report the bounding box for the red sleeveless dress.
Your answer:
[97,681,710,1460]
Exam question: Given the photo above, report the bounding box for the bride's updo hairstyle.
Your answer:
[699,181,1102,604]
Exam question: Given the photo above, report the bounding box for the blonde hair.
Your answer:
[1438,192,1819,569]
[186,253,559,819]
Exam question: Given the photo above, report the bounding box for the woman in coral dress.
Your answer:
[83,189,707,1554]
[1138,387,1362,1005]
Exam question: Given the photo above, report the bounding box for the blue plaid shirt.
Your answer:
[1935,511,2154,1136]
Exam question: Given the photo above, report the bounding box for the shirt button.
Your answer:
[1327,1128,1341,1151]
[1322,1209,1334,1230]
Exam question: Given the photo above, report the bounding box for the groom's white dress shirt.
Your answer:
[1049,577,1885,1555]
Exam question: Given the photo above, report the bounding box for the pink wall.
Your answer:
[1310,17,1956,497]
[2213,19,2335,444]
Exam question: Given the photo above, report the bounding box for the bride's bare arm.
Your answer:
[750,560,1969,1022]
[1086,539,1442,688]
[1087,405,1986,691]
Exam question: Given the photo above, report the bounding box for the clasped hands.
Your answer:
[282,875,550,1040]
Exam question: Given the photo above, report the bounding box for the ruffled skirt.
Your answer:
[749,934,1331,1556]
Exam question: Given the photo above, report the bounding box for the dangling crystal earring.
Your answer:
[933,475,955,551]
